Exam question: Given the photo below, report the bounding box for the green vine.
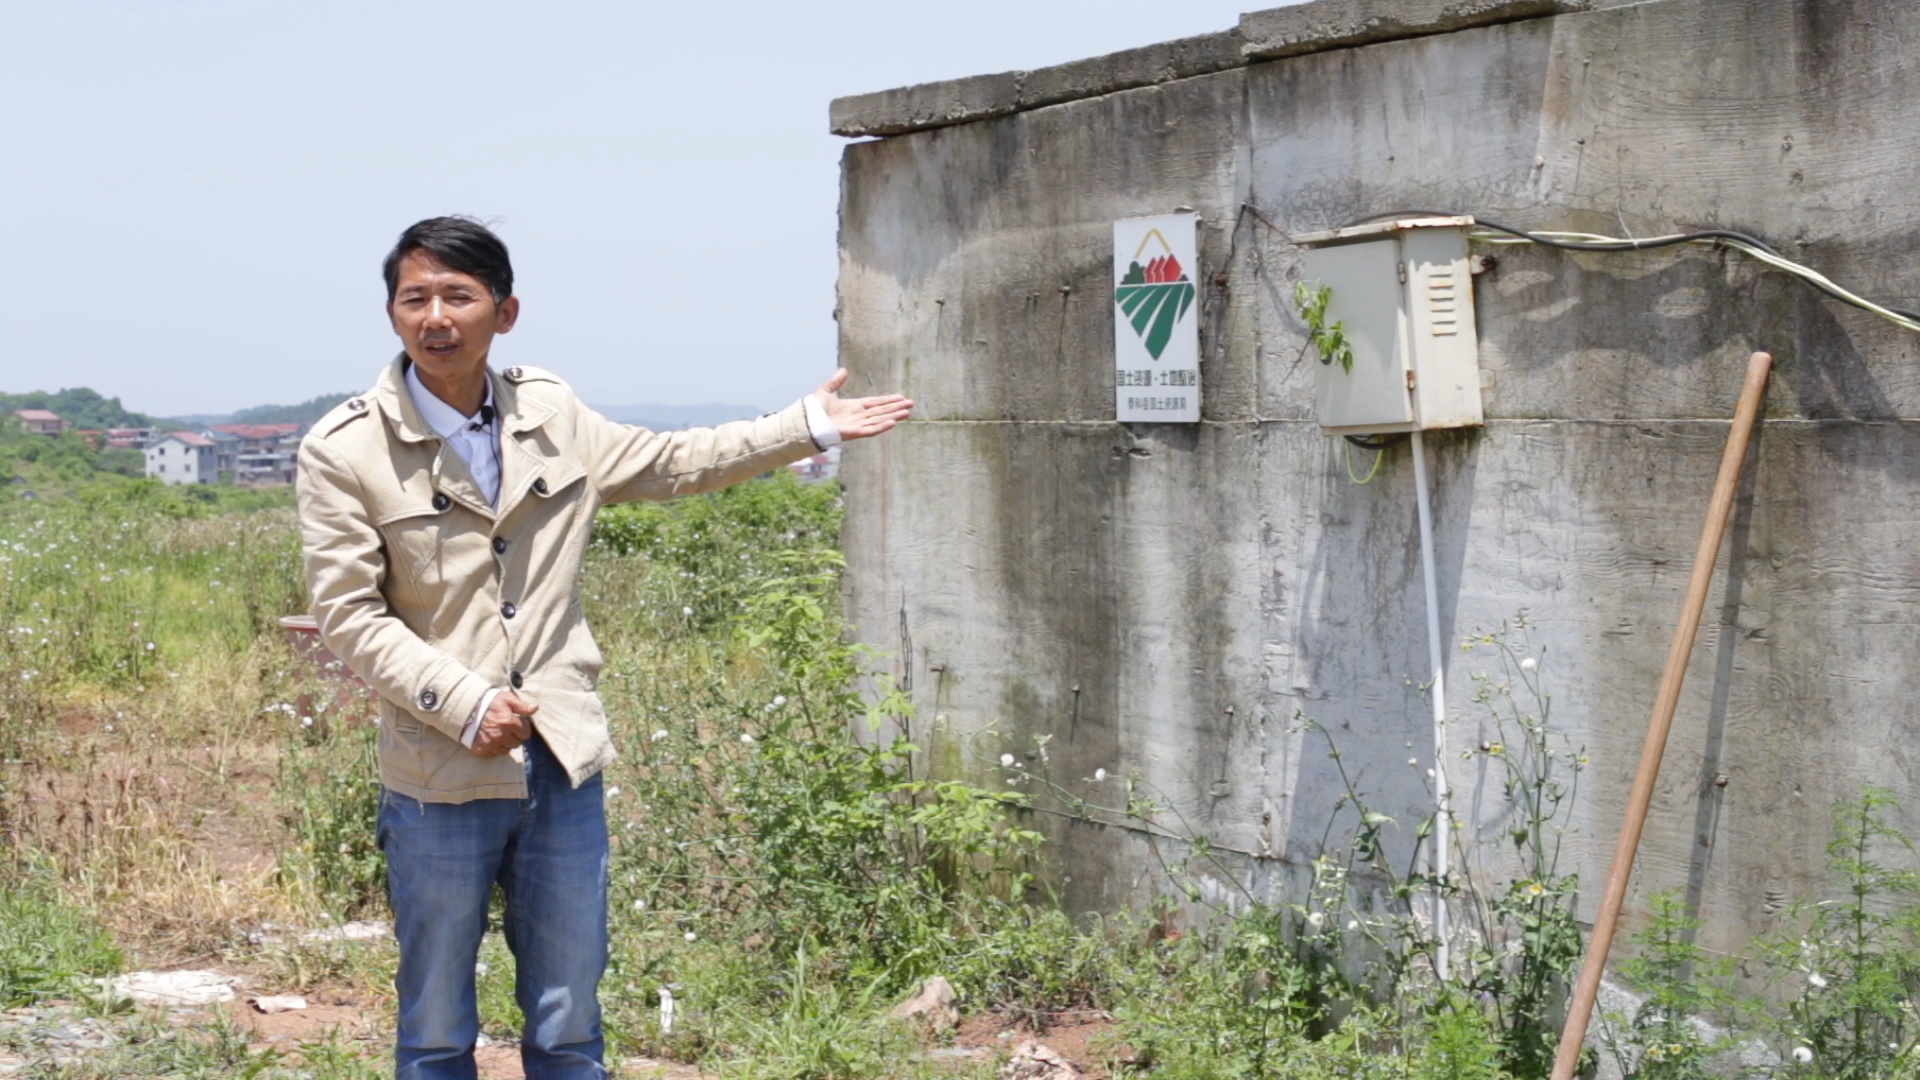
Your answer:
[1294,281,1354,373]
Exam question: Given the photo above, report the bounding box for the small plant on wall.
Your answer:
[1295,281,1354,373]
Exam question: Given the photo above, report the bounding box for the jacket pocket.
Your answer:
[378,701,427,792]
[377,505,492,625]
[375,505,446,611]
[379,697,421,736]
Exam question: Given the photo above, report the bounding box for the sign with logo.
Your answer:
[1113,213,1200,423]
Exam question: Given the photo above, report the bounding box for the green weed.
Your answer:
[0,869,121,1007]
[1757,787,1920,1080]
[1603,890,1726,1080]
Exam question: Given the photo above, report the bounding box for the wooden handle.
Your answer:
[1549,350,1773,1080]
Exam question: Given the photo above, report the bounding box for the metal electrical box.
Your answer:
[1296,216,1483,436]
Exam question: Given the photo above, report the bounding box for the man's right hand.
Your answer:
[471,691,538,757]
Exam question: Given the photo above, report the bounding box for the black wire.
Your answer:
[1473,219,1782,258]
[1345,433,1401,450]
[1335,210,1920,324]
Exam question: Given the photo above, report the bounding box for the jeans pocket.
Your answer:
[374,788,415,852]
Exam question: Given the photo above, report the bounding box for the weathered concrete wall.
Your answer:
[834,0,1920,962]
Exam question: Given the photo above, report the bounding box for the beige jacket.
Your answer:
[298,357,817,803]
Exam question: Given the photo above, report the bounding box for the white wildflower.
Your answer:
[1408,757,1418,767]
[633,899,646,911]
[1792,1046,1813,1064]
[1307,911,1325,929]
[606,786,620,799]
[681,606,694,616]
[772,695,787,707]
[1347,919,1359,931]
[1808,972,1828,989]
[1520,657,1537,671]
[1094,768,1107,782]
[144,642,155,651]
[652,729,669,741]
[740,733,755,744]
[684,930,698,942]
[1000,753,1015,767]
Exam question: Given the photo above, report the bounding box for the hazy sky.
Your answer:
[1,1,1277,417]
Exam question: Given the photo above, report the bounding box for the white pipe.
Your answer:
[1410,429,1451,980]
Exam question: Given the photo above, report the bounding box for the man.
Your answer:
[297,216,911,1079]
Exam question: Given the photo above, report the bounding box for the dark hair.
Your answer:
[382,216,514,304]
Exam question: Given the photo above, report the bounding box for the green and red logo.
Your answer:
[1114,230,1196,360]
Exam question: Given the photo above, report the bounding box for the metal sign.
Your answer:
[1113,212,1201,423]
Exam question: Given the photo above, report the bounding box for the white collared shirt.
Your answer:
[405,362,503,508]
[405,363,505,746]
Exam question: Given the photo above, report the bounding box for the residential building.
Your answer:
[204,422,304,485]
[144,432,216,485]
[13,409,66,435]
[105,427,156,449]
[788,445,841,482]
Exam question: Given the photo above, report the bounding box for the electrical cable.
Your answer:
[1344,439,1385,485]
[1324,211,1920,332]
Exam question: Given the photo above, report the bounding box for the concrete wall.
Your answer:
[833,0,1920,960]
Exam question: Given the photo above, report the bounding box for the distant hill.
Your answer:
[0,388,161,430]
[4,386,768,436]
[169,392,356,428]
[174,398,766,430]
[589,402,767,430]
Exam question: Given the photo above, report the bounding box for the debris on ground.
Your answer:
[304,919,392,943]
[1001,1040,1084,1080]
[102,969,239,1006]
[890,974,959,1031]
[248,994,308,1014]
[0,1006,114,1075]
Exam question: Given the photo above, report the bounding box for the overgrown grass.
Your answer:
[9,473,1920,1080]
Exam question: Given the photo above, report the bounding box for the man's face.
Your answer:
[387,251,519,384]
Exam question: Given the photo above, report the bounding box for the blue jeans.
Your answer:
[377,733,609,1080]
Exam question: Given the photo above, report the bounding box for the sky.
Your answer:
[0,1,1279,418]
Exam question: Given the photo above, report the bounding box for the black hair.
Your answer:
[382,216,514,305]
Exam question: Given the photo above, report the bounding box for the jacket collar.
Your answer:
[374,354,555,442]
[404,360,494,439]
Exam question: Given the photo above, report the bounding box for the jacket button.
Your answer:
[432,492,451,512]
[347,398,366,411]
[501,601,517,619]
[419,687,438,710]
[532,478,549,495]
[505,366,524,381]
[493,536,508,555]
[510,670,524,689]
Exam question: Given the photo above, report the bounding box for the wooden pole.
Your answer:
[1549,350,1773,1080]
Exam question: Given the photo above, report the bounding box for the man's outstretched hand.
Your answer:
[815,369,913,441]
[472,691,539,758]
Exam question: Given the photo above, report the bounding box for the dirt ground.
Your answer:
[953,1011,1127,1079]
[7,712,1121,1080]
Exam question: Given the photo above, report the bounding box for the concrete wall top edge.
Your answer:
[828,0,1660,138]
[827,28,1245,139]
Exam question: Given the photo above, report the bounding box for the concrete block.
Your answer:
[829,70,1025,140]
[829,30,1244,138]
[837,0,1920,950]
[1238,0,1588,60]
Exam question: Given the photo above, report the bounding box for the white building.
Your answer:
[144,432,216,485]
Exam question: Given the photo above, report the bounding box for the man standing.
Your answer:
[297,217,911,1079]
